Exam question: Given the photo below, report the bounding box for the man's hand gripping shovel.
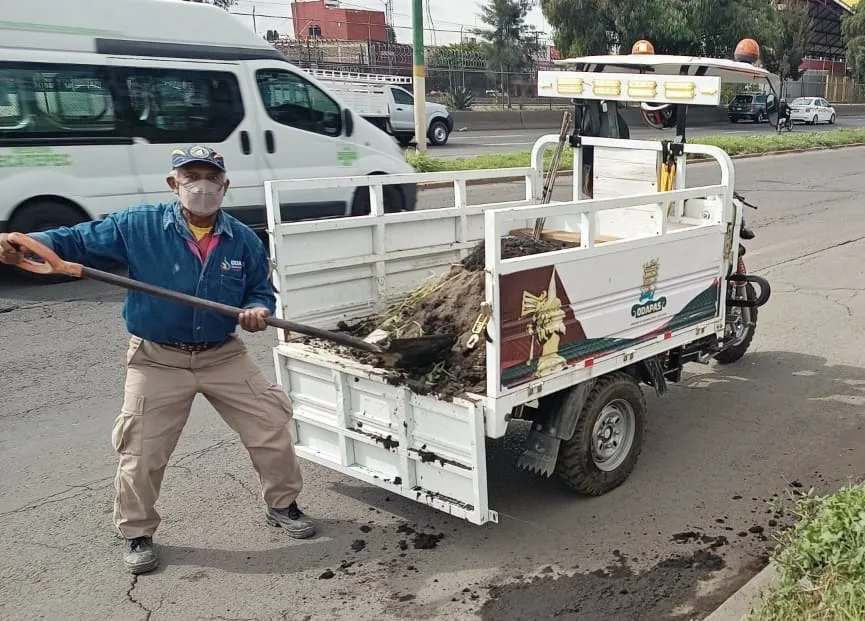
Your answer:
[7,233,453,370]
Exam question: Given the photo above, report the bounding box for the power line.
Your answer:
[233,0,482,30]
[229,10,505,38]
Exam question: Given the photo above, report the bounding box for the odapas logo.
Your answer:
[631,258,667,319]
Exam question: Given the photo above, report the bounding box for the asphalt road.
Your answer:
[4,148,865,620]
[431,115,865,159]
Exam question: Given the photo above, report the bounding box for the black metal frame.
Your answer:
[807,0,851,61]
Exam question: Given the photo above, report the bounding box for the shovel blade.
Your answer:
[379,334,455,369]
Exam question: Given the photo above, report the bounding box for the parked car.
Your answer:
[789,97,836,125]
[728,93,769,123]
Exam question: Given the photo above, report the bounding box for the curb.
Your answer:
[416,142,865,191]
[702,564,778,621]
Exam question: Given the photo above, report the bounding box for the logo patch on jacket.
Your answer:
[220,258,243,273]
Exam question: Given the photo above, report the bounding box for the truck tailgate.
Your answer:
[275,343,499,525]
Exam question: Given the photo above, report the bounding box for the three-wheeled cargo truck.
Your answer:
[263,48,776,525]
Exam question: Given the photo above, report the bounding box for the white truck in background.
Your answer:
[304,69,454,146]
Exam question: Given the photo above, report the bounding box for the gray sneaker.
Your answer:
[124,536,158,574]
[266,502,316,539]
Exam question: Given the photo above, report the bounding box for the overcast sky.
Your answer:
[230,0,553,45]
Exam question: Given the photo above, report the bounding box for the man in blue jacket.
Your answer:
[0,145,315,575]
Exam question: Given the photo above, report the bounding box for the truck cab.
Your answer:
[386,85,453,147]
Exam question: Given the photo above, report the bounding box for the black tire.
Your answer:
[395,135,413,147]
[756,111,765,123]
[428,120,449,146]
[7,199,89,284]
[811,115,818,125]
[714,282,758,364]
[350,183,407,216]
[830,113,836,125]
[729,117,738,124]
[555,372,647,496]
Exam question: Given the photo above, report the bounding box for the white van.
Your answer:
[0,0,417,236]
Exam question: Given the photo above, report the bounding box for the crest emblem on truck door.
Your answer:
[631,258,667,319]
[521,270,568,378]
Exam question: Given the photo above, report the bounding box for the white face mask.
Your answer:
[177,179,225,216]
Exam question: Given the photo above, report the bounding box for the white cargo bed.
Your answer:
[303,69,411,118]
[266,137,738,524]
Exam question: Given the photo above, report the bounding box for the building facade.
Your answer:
[291,0,388,42]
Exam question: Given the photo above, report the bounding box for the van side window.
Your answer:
[256,70,341,137]
[121,69,243,143]
[0,65,116,138]
[391,88,413,106]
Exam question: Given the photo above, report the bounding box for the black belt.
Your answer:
[158,340,227,353]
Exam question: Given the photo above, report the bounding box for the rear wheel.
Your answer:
[7,199,89,284]
[714,282,758,364]
[829,113,836,125]
[555,373,647,496]
[756,111,765,123]
[395,134,413,147]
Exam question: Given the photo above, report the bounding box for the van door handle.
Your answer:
[240,130,251,154]
[264,130,275,153]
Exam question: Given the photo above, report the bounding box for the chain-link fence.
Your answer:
[275,38,564,109]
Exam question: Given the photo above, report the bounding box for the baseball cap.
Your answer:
[170,145,226,172]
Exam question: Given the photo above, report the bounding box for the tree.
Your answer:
[540,0,779,59]
[843,2,865,83]
[762,0,810,82]
[538,0,610,56]
[385,25,397,44]
[476,0,538,104]
[684,0,779,58]
[540,0,693,57]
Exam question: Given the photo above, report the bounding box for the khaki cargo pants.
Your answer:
[112,335,303,539]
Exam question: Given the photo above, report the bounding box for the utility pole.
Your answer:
[412,0,426,152]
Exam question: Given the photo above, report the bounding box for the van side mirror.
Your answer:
[344,108,354,137]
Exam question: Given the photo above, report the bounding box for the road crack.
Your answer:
[0,479,113,518]
[172,439,239,466]
[126,576,164,620]
[223,471,257,498]
[759,235,865,275]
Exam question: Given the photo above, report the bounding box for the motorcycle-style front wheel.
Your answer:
[715,282,758,364]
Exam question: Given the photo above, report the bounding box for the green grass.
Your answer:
[406,128,865,173]
[746,484,865,621]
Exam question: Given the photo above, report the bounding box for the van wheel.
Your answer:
[350,184,406,216]
[7,199,88,284]
[428,120,450,146]
[396,135,414,147]
[555,372,647,496]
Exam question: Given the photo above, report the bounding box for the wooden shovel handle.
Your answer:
[7,232,83,278]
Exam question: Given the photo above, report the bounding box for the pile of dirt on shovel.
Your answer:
[303,236,576,399]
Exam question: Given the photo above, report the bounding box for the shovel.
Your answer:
[7,233,453,369]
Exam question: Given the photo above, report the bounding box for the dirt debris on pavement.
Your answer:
[304,236,576,399]
[479,547,730,621]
